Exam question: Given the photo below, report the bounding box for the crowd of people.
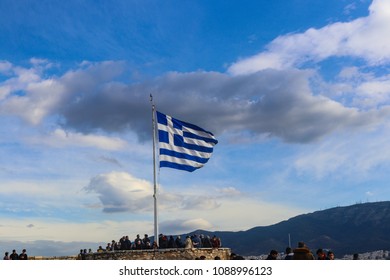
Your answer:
[264,241,358,260]
[3,249,28,260]
[78,233,222,259]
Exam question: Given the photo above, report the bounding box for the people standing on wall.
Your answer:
[175,236,184,248]
[19,249,28,260]
[10,250,19,260]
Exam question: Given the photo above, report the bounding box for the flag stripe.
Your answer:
[159,143,212,159]
[159,161,198,172]
[183,131,218,145]
[160,155,206,166]
[181,140,214,153]
[183,136,215,149]
[160,148,210,164]
[159,126,216,149]
[181,124,216,140]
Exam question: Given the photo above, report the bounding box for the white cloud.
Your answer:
[180,196,221,210]
[0,75,66,125]
[354,77,390,108]
[84,171,225,213]
[0,84,11,100]
[313,66,390,110]
[293,122,390,180]
[343,3,357,15]
[84,171,154,213]
[216,187,242,196]
[29,128,127,151]
[0,60,125,126]
[228,0,390,75]
[159,218,213,234]
[0,61,13,74]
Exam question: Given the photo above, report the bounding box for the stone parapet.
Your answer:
[85,248,231,260]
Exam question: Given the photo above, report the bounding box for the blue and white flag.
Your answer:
[156,111,218,172]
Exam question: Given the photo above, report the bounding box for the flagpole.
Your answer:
[150,94,159,247]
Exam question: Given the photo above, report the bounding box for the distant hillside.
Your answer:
[189,201,390,257]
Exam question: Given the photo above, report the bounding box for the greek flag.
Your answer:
[156,111,218,172]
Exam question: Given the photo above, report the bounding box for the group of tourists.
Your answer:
[265,241,348,260]
[78,233,222,259]
[3,249,28,260]
[166,234,222,249]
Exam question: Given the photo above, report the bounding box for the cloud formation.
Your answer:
[29,128,127,151]
[84,172,154,213]
[59,68,390,143]
[228,0,390,74]
[84,171,225,214]
[159,218,213,234]
[1,60,385,144]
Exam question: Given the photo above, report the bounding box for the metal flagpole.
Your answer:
[150,94,159,247]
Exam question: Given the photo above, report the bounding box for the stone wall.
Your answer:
[85,248,231,260]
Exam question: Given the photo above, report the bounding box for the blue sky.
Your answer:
[1,0,390,255]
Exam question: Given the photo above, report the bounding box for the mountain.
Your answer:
[188,201,390,257]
